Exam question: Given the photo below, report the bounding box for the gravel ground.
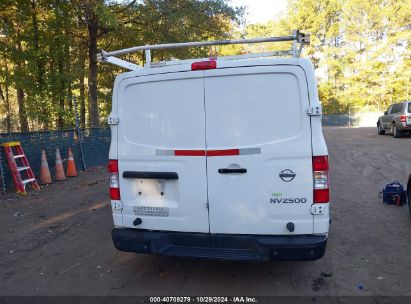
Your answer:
[0,127,410,296]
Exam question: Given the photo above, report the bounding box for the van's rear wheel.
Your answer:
[377,123,385,135]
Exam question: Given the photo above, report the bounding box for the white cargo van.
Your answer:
[101,31,330,261]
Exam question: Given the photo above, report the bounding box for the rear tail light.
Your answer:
[108,159,120,200]
[191,60,216,71]
[313,156,329,203]
[400,114,406,122]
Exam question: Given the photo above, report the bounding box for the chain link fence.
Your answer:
[0,128,110,193]
[0,111,384,192]
[322,111,383,127]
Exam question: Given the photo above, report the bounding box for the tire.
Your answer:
[391,124,401,138]
[377,123,385,135]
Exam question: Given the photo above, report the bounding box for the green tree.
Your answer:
[243,0,410,114]
[0,0,243,132]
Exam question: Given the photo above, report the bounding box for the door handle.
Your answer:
[218,168,247,174]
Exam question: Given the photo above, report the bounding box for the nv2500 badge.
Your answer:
[270,193,307,204]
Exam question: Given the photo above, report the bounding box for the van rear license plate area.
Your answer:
[133,206,169,217]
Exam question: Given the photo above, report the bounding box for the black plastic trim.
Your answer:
[123,171,178,179]
[112,228,327,261]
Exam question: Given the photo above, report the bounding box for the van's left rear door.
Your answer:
[116,71,209,233]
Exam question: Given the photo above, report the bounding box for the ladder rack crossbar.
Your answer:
[149,50,294,68]
[102,35,298,58]
[98,30,310,70]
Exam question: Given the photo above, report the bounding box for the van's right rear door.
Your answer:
[204,65,314,235]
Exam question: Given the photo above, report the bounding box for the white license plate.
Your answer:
[133,206,169,217]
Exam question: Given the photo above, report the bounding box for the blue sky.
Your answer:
[230,0,288,24]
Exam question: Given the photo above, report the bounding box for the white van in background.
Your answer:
[102,32,330,261]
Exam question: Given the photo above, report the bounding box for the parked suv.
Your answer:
[377,101,411,137]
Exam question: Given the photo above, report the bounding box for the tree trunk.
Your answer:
[76,14,87,128]
[57,98,65,128]
[0,85,10,133]
[79,51,86,128]
[15,31,29,132]
[30,0,50,130]
[87,13,100,128]
[63,11,73,113]
[30,0,44,87]
[0,61,12,132]
[5,86,11,133]
[0,86,4,104]
[67,82,73,112]
[16,87,29,132]
[57,50,66,129]
[4,82,12,133]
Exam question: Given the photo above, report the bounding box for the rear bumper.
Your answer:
[399,122,411,131]
[112,228,327,261]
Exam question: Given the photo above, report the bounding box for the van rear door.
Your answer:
[204,65,313,235]
[117,72,209,233]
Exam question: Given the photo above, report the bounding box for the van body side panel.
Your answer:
[117,72,209,233]
[204,66,314,235]
[110,76,123,227]
[300,61,330,234]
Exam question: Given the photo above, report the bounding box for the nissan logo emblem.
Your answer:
[279,169,296,182]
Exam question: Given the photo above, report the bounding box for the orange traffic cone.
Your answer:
[39,150,52,184]
[66,147,77,177]
[55,148,66,181]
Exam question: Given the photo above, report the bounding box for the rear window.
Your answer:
[408,102,411,113]
[391,103,403,114]
[204,72,305,147]
[120,77,206,148]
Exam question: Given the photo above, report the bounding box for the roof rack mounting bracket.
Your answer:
[97,52,141,71]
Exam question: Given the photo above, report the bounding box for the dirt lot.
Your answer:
[1,127,410,296]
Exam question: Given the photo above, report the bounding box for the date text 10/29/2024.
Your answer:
[150,297,258,303]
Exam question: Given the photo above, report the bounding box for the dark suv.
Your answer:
[377,101,411,138]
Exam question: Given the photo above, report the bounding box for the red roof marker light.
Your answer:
[191,60,217,71]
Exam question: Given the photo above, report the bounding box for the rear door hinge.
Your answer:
[111,201,123,210]
[310,204,325,215]
[307,106,322,116]
[108,115,119,125]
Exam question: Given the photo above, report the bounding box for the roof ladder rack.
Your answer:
[97,30,310,71]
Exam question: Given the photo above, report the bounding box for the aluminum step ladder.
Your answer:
[1,142,40,195]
